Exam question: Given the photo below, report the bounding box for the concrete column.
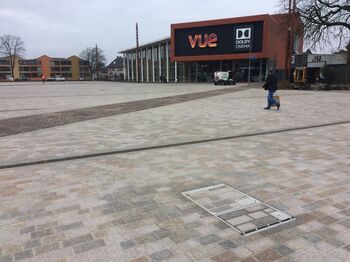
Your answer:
[140,49,144,82]
[127,53,130,81]
[123,54,126,81]
[166,41,169,83]
[135,51,138,82]
[158,44,161,82]
[131,53,134,81]
[146,47,149,82]
[175,61,177,82]
[152,46,155,82]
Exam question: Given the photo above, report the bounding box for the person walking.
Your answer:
[263,69,280,110]
[41,75,46,84]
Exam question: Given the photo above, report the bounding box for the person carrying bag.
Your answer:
[263,69,280,110]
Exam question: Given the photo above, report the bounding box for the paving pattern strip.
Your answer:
[0,87,246,137]
[1,120,349,170]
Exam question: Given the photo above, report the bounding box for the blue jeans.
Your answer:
[267,90,279,107]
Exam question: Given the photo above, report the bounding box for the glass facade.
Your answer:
[121,38,268,83]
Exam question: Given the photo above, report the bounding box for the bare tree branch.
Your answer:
[0,35,25,79]
[80,46,106,80]
[279,0,350,51]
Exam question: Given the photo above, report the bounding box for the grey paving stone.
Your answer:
[59,221,83,231]
[341,208,350,217]
[34,242,60,255]
[0,213,11,220]
[31,229,55,239]
[149,249,174,261]
[154,229,171,238]
[197,234,221,245]
[183,221,201,230]
[32,211,54,219]
[227,215,253,226]
[218,209,248,220]
[19,225,35,235]
[37,221,59,231]
[14,250,33,260]
[54,205,80,214]
[302,233,322,243]
[73,239,105,254]
[253,216,279,228]
[120,239,136,250]
[272,244,294,256]
[219,240,238,249]
[0,255,13,262]
[63,234,93,247]
[339,218,350,228]
[23,239,41,249]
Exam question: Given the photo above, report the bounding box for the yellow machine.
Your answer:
[293,67,307,84]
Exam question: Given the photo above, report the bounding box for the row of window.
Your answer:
[0,60,10,65]
[50,60,72,66]
[19,73,39,78]
[19,67,42,72]
[50,67,71,72]
[19,60,41,65]
[0,66,11,72]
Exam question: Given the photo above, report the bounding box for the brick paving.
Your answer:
[0,87,245,137]
[0,82,350,261]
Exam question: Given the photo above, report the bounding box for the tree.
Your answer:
[0,35,25,79]
[279,0,350,49]
[79,45,106,80]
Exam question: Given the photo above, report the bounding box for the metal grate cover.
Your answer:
[182,184,295,235]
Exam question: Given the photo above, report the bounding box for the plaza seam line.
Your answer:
[0,120,349,170]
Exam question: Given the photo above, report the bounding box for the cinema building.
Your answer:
[120,13,303,83]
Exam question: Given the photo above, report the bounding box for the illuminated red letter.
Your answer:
[188,35,198,48]
[208,33,217,47]
[198,34,208,48]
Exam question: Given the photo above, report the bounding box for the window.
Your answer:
[51,67,61,72]
[19,60,40,65]
[61,73,72,77]
[61,67,71,72]
[61,61,71,65]
[0,60,10,65]
[0,66,11,72]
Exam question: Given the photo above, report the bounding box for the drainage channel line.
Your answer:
[1,120,350,170]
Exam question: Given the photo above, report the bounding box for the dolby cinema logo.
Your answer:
[233,25,253,52]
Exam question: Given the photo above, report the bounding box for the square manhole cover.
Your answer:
[182,184,295,235]
[217,203,294,235]
[181,184,260,215]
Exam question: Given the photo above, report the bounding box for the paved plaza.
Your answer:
[0,81,349,262]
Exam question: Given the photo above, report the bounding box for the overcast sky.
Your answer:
[1,0,281,64]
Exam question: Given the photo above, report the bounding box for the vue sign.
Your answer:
[188,33,217,48]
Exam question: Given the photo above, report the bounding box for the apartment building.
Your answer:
[0,55,91,81]
[0,58,12,80]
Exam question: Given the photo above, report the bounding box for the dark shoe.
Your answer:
[277,103,280,110]
[264,107,271,110]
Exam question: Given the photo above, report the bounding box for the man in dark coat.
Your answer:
[263,69,280,110]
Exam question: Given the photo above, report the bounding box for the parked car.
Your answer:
[47,75,65,81]
[214,71,236,85]
[54,75,65,81]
